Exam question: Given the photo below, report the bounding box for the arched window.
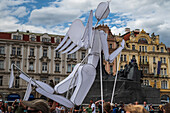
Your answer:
[138,38,148,44]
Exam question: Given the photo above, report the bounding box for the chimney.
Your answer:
[125,28,130,32]
[26,30,29,33]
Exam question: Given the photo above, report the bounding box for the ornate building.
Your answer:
[118,28,170,102]
[0,30,88,101]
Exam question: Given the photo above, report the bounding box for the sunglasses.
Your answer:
[26,110,39,113]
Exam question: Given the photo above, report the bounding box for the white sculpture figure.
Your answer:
[54,1,125,106]
[9,1,125,109]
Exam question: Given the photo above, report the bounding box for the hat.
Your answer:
[23,99,50,113]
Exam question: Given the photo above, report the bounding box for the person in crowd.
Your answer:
[143,101,149,112]
[134,101,138,105]
[118,101,125,113]
[74,105,83,113]
[103,102,112,113]
[124,104,149,113]
[95,100,104,113]
[23,99,50,113]
[85,104,92,113]
[6,106,13,113]
[0,105,5,113]
[158,105,163,113]
[149,104,154,113]
[12,99,26,113]
[90,100,96,113]
[112,103,118,113]
[164,103,170,113]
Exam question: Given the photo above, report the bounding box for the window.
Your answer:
[164,68,167,75]
[145,46,147,52]
[109,44,112,49]
[132,45,135,50]
[142,46,144,52]
[161,68,163,76]
[0,60,4,69]
[161,47,164,53]
[30,48,34,56]
[132,55,135,60]
[120,66,123,71]
[16,61,20,68]
[81,52,85,59]
[42,62,47,71]
[42,38,50,42]
[72,64,75,71]
[17,47,21,55]
[145,56,147,63]
[13,35,21,40]
[67,54,71,59]
[56,51,60,58]
[55,77,60,85]
[67,64,71,72]
[29,62,34,71]
[110,65,113,74]
[72,53,76,59]
[15,76,19,88]
[153,57,155,63]
[121,55,127,62]
[143,80,149,86]
[43,49,47,57]
[56,38,60,44]
[124,55,126,61]
[161,80,167,89]
[120,55,123,62]
[0,76,2,86]
[139,46,141,52]
[154,80,157,88]
[153,46,155,52]
[153,67,156,75]
[160,57,166,63]
[0,46,5,54]
[12,47,16,55]
[30,36,36,41]
[55,63,60,72]
[164,58,166,63]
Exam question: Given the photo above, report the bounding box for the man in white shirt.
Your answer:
[90,99,96,113]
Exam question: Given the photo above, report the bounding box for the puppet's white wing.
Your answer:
[55,19,85,54]
[56,10,93,54]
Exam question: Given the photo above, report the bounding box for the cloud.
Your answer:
[0,0,170,46]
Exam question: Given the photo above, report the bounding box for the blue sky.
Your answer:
[0,0,170,47]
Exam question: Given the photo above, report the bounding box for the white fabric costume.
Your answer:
[9,1,125,108]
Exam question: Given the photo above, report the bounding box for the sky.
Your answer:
[0,0,170,47]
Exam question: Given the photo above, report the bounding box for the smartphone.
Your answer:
[17,99,20,102]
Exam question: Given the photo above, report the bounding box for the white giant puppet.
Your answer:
[9,1,125,108]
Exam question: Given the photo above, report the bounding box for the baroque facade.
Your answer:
[118,28,170,102]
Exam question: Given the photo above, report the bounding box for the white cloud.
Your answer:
[0,0,170,46]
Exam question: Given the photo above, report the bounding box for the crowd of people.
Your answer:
[0,98,169,113]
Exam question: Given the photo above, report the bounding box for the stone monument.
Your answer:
[84,57,161,104]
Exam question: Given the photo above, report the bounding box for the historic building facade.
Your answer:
[119,28,170,102]
[0,30,89,100]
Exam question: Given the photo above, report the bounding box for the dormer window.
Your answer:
[30,35,36,41]
[41,34,51,43]
[12,33,22,40]
[42,38,51,42]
